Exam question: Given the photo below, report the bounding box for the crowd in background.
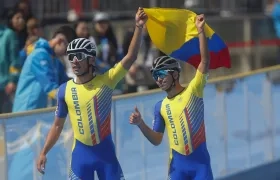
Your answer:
[0,0,165,114]
[2,0,280,115]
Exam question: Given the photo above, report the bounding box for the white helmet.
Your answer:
[67,38,97,56]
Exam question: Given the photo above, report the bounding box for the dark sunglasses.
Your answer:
[68,52,93,62]
[152,70,173,80]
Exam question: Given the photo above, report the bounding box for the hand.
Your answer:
[129,106,143,126]
[37,153,47,174]
[128,64,138,77]
[5,82,16,95]
[195,14,205,33]
[24,39,32,49]
[135,7,148,27]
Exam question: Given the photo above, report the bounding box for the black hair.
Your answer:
[73,20,88,30]
[52,25,77,43]
[6,8,25,30]
[14,0,33,20]
[73,20,90,38]
[5,7,28,49]
[93,24,118,50]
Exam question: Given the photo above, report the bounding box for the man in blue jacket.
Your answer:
[13,25,77,112]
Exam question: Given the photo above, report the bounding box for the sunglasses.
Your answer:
[152,70,173,80]
[68,52,93,62]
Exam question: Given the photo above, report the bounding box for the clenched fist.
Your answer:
[195,14,205,33]
[135,7,148,28]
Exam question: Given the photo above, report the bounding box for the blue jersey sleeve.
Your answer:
[152,100,165,133]
[55,83,68,118]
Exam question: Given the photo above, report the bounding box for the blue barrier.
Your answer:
[4,112,73,180]
[217,160,280,180]
[1,68,280,180]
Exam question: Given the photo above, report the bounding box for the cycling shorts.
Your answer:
[69,135,124,180]
[168,143,213,180]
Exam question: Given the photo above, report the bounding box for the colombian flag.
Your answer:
[144,8,231,69]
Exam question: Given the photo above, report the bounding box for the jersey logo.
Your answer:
[85,82,94,89]
[40,60,47,66]
[166,104,179,145]
[178,96,182,102]
[71,87,84,134]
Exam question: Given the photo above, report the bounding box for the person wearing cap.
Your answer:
[91,12,119,68]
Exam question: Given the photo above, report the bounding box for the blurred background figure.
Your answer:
[91,12,124,94]
[269,0,280,38]
[0,9,21,113]
[6,8,27,51]
[74,20,90,39]
[92,12,119,67]
[15,0,33,21]
[19,17,44,66]
[12,25,76,113]
[122,25,160,93]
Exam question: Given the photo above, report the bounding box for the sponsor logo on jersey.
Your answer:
[166,104,179,145]
[71,87,84,134]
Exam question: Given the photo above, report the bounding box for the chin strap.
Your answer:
[165,72,176,92]
[77,59,96,77]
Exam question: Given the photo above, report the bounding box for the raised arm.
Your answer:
[121,7,148,70]
[130,105,164,146]
[196,14,210,74]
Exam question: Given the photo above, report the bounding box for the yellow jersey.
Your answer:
[55,63,127,146]
[153,70,208,159]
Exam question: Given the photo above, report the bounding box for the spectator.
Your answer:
[125,63,156,93]
[12,25,77,113]
[268,0,280,65]
[6,8,27,50]
[122,25,159,93]
[19,17,44,66]
[92,12,119,67]
[74,20,91,39]
[0,20,21,114]
[75,20,110,73]
[91,12,125,94]
[15,0,33,21]
[271,0,280,38]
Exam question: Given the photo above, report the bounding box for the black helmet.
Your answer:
[67,38,97,56]
[151,56,181,73]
